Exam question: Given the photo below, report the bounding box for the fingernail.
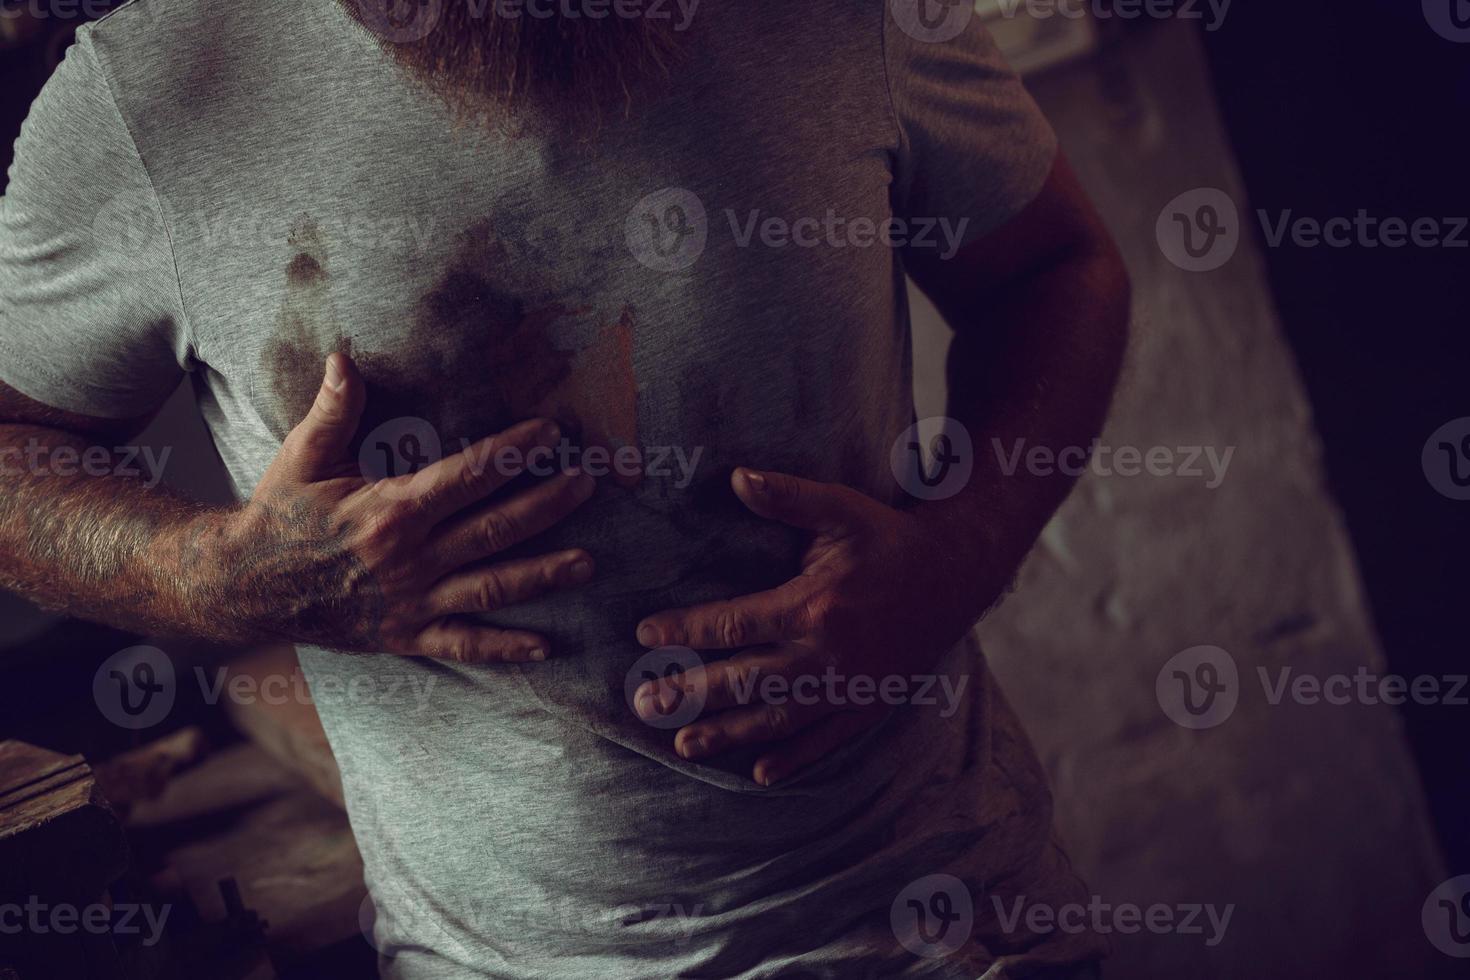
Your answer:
[541,421,560,444]
[527,648,547,662]
[634,687,657,719]
[680,735,706,758]
[325,355,344,391]
[636,624,658,646]
[742,469,767,492]
[566,558,593,583]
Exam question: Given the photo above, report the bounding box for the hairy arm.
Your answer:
[0,354,599,660]
[0,381,234,637]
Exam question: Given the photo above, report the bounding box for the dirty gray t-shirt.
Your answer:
[0,0,1106,976]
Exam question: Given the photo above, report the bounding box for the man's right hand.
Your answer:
[213,351,596,663]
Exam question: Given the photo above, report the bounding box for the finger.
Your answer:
[672,695,830,762]
[632,646,806,722]
[730,468,869,534]
[279,352,367,482]
[429,468,596,568]
[413,618,550,664]
[389,417,565,525]
[636,581,818,650]
[426,549,594,616]
[752,710,880,787]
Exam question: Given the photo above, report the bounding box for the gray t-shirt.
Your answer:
[0,0,1105,976]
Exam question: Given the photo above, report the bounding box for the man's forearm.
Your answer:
[918,240,1131,613]
[0,422,236,638]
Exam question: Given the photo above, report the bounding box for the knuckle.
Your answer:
[443,637,473,664]
[456,454,488,496]
[716,609,752,648]
[762,703,792,734]
[801,592,837,634]
[474,573,508,612]
[479,510,519,552]
[308,388,345,426]
[281,429,323,467]
[361,508,397,546]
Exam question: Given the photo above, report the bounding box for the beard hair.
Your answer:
[337,0,690,137]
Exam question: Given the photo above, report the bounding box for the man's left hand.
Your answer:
[633,467,999,786]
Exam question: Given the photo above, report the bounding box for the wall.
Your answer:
[910,18,1451,978]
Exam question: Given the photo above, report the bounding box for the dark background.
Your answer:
[1,0,1467,974]
[1200,0,1470,872]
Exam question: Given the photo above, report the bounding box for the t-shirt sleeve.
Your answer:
[883,10,1059,251]
[0,29,189,419]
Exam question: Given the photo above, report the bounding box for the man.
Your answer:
[0,0,1128,976]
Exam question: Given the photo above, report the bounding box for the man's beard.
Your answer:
[338,0,690,136]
